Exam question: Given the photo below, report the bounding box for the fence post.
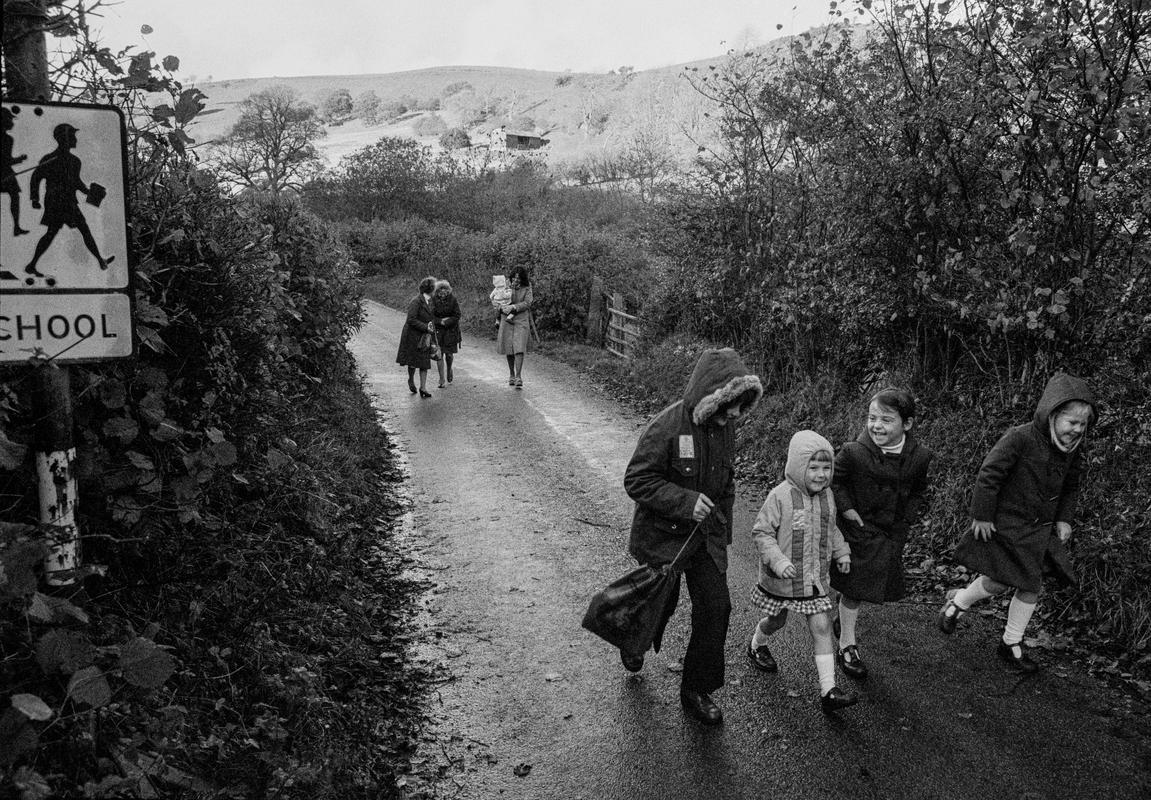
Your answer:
[586,276,605,345]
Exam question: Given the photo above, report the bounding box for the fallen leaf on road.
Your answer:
[544,672,563,682]
[513,763,532,777]
[666,660,683,672]
[786,690,801,698]
[957,712,973,719]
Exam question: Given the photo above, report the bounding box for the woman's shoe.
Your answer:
[419,389,432,398]
[408,379,417,394]
[438,382,446,388]
[508,377,516,386]
[514,377,523,389]
[447,365,453,382]
[680,690,723,725]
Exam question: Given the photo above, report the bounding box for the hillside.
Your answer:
[183,31,820,170]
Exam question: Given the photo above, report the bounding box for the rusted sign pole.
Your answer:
[4,0,81,585]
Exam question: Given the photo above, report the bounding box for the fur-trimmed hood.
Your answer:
[683,348,764,425]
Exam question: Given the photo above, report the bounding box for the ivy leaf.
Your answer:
[127,451,155,471]
[162,55,180,72]
[11,694,53,722]
[0,430,27,470]
[103,416,140,445]
[151,419,183,442]
[98,378,128,409]
[67,667,112,708]
[118,637,175,688]
[208,440,238,467]
[36,629,96,674]
[28,592,89,624]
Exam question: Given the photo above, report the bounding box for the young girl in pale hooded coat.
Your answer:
[747,430,857,712]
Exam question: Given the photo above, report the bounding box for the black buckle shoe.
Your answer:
[997,641,1039,673]
[747,641,779,673]
[820,686,859,713]
[938,589,963,635]
[620,650,644,673]
[680,690,723,725]
[837,645,869,680]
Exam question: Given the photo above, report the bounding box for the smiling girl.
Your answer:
[830,389,934,680]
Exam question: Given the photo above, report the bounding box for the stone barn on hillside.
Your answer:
[488,126,550,153]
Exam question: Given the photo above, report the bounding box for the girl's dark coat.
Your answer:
[830,431,933,602]
[395,294,435,370]
[953,373,1097,592]
[432,294,462,353]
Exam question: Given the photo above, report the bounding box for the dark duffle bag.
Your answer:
[581,518,707,657]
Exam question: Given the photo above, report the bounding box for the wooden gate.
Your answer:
[605,292,641,359]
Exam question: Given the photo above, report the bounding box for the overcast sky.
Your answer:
[89,0,851,81]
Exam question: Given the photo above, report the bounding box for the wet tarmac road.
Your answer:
[350,300,1150,800]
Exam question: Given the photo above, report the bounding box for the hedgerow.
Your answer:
[2,19,425,799]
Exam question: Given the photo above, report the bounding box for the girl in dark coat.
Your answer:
[830,389,933,680]
[431,280,462,388]
[395,276,437,397]
[938,373,1096,673]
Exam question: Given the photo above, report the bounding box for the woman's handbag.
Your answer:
[416,331,441,361]
[581,514,718,657]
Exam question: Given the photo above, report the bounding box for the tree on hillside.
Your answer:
[308,136,435,220]
[212,86,326,193]
[440,127,472,149]
[355,90,382,124]
[321,88,354,124]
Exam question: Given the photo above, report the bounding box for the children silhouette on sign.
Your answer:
[23,122,114,284]
[1,108,30,238]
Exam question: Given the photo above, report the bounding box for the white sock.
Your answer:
[953,576,997,610]
[751,620,771,648]
[815,653,836,695]
[1003,594,1037,645]
[837,600,859,649]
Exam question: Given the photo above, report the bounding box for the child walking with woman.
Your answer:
[746,430,857,712]
[831,388,933,680]
[938,373,1096,673]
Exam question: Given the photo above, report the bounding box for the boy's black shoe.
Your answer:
[937,589,963,635]
[820,686,859,713]
[997,641,1039,673]
[680,689,723,725]
[837,645,869,680]
[620,650,644,673]
[747,641,778,673]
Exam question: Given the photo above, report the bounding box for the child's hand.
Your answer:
[836,555,851,574]
[778,562,797,579]
[971,519,996,541]
[691,493,715,521]
[1056,521,1072,542]
[844,509,864,526]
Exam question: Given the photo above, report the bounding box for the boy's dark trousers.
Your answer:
[677,544,732,694]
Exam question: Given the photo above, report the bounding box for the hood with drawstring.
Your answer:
[1032,372,1097,449]
[784,430,835,492]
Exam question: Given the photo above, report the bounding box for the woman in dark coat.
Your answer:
[431,279,462,388]
[830,388,932,680]
[495,266,533,388]
[395,275,437,397]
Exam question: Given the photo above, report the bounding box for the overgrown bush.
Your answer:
[1,22,425,799]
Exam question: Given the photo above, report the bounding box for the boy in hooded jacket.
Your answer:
[746,430,857,713]
[624,348,763,725]
[938,373,1097,673]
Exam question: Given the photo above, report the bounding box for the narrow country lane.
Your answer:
[349,300,1149,800]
